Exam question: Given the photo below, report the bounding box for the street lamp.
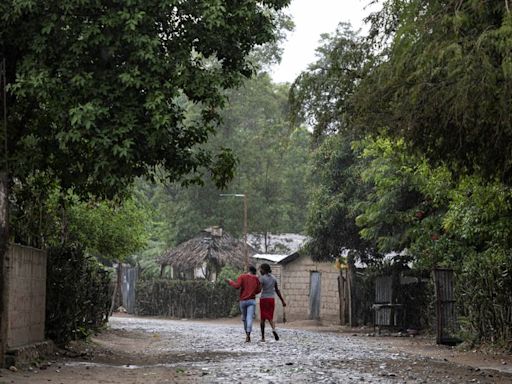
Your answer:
[219,193,248,268]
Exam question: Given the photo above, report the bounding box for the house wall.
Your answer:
[280,254,340,323]
[6,245,47,349]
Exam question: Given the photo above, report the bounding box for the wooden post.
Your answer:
[338,270,346,325]
[347,266,353,326]
[109,263,122,316]
[0,58,8,368]
[0,172,8,367]
[434,269,442,344]
[347,254,355,327]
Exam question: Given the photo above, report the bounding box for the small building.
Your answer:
[252,251,341,324]
[158,227,255,281]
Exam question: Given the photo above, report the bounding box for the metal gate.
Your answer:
[433,268,458,345]
[121,265,139,314]
[309,271,321,320]
[373,275,393,327]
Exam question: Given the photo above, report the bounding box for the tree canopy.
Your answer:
[135,73,311,256]
[0,0,290,197]
[291,2,512,343]
[356,0,512,181]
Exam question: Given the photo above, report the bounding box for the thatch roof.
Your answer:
[158,227,255,270]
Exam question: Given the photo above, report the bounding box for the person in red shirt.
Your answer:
[227,265,261,342]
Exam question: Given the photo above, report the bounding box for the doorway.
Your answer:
[309,271,321,320]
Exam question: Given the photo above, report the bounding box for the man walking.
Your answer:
[227,266,261,342]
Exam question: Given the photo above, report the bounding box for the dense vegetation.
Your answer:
[0,0,292,345]
[1,0,292,254]
[3,0,511,347]
[46,245,111,345]
[132,73,311,273]
[292,1,512,345]
[136,279,239,318]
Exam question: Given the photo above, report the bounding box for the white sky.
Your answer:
[270,0,378,83]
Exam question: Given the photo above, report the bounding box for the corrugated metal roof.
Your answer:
[252,254,289,263]
[252,252,301,265]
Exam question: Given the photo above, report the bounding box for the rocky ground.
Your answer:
[2,315,512,383]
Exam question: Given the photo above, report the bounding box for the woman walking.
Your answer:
[259,263,286,342]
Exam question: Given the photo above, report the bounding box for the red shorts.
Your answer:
[260,298,275,320]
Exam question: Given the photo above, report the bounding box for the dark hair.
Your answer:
[248,265,257,274]
[260,263,271,274]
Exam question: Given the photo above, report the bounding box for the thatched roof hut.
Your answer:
[158,227,255,279]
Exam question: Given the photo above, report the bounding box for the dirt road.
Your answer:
[2,315,512,383]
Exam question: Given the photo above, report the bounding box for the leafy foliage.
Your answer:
[0,0,291,197]
[134,74,311,253]
[67,197,148,261]
[294,11,512,344]
[46,244,111,345]
[11,178,148,261]
[356,0,512,181]
[289,23,372,139]
[458,248,512,345]
[305,134,373,260]
[136,279,239,318]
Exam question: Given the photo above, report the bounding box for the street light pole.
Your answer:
[220,193,249,268]
[243,194,248,267]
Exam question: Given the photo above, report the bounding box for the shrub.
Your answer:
[458,248,512,346]
[136,279,239,318]
[46,245,111,345]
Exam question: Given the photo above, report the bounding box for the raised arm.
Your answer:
[228,275,243,289]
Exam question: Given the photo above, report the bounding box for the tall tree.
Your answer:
[290,23,374,261]
[356,0,512,181]
[135,73,311,252]
[305,134,374,261]
[0,0,290,363]
[289,23,372,139]
[1,0,290,197]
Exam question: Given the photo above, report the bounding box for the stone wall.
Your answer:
[6,245,47,349]
[280,254,340,323]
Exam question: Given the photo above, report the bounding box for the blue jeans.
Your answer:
[240,299,256,334]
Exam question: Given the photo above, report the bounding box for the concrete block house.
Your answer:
[252,251,341,324]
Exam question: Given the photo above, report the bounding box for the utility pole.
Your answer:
[220,193,249,268]
[243,193,248,267]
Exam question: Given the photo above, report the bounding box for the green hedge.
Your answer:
[136,279,239,318]
[458,250,512,346]
[46,245,111,345]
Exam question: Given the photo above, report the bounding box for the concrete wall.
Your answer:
[6,245,47,349]
[280,254,340,323]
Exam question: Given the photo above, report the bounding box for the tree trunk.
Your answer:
[0,171,9,367]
